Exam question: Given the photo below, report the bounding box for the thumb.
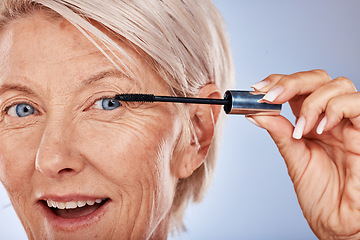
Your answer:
[249,115,311,184]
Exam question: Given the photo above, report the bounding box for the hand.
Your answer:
[248,69,360,240]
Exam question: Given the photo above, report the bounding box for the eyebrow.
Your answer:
[82,69,132,86]
[0,84,36,96]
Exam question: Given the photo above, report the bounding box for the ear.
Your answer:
[174,84,222,179]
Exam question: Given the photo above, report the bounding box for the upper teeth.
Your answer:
[46,199,104,209]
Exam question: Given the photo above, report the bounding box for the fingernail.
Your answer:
[245,116,264,129]
[251,80,270,90]
[316,116,327,134]
[262,86,283,102]
[293,116,306,139]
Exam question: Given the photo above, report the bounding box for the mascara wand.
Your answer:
[115,90,282,115]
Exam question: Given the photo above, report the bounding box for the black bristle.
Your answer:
[115,94,155,102]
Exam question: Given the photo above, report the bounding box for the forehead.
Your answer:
[0,11,161,93]
[1,12,114,66]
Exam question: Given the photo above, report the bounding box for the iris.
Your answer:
[100,98,121,110]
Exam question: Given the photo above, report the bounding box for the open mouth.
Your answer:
[44,198,110,219]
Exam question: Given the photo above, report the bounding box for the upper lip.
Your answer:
[37,194,109,202]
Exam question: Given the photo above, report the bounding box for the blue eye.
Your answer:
[7,103,35,117]
[93,98,122,110]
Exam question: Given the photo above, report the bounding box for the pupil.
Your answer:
[108,100,114,107]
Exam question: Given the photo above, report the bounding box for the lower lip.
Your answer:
[37,199,111,231]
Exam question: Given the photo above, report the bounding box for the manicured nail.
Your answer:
[245,116,264,129]
[293,116,306,139]
[251,80,270,90]
[316,116,327,134]
[262,86,283,102]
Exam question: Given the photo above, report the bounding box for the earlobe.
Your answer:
[174,84,222,179]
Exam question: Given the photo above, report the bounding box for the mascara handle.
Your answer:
[223,90,282,115]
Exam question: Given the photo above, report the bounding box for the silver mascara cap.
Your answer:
[223,90,282,115]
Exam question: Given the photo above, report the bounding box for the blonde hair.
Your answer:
[0,0,235,233]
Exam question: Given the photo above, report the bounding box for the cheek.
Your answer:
[75,111,180,196]
[0,127,42,193]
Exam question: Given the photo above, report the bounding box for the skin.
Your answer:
[0,11,221,240]
[249,70,360,240]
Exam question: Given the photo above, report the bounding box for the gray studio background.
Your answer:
[1,0,360,239]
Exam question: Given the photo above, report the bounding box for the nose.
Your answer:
[35,119,85,179]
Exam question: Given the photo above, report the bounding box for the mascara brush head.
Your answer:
[115,94,155,102]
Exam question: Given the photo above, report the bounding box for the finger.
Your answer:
[251,74,284,91]
[321,92,360,131]
[249,115,311,183]
[297,77,356,135]
[261,69,332,104]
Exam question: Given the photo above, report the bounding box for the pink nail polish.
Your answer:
[262,86,283,102]
[316,116,327,134]
[293,116,306,139]
[251,80,270,90]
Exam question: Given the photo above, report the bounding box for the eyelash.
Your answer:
[88,95,122,108]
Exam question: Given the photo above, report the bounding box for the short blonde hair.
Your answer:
[0,0,235,232]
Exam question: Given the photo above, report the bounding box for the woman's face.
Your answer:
[0,12,183,239]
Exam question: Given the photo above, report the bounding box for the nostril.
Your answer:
[58,168,74,174]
